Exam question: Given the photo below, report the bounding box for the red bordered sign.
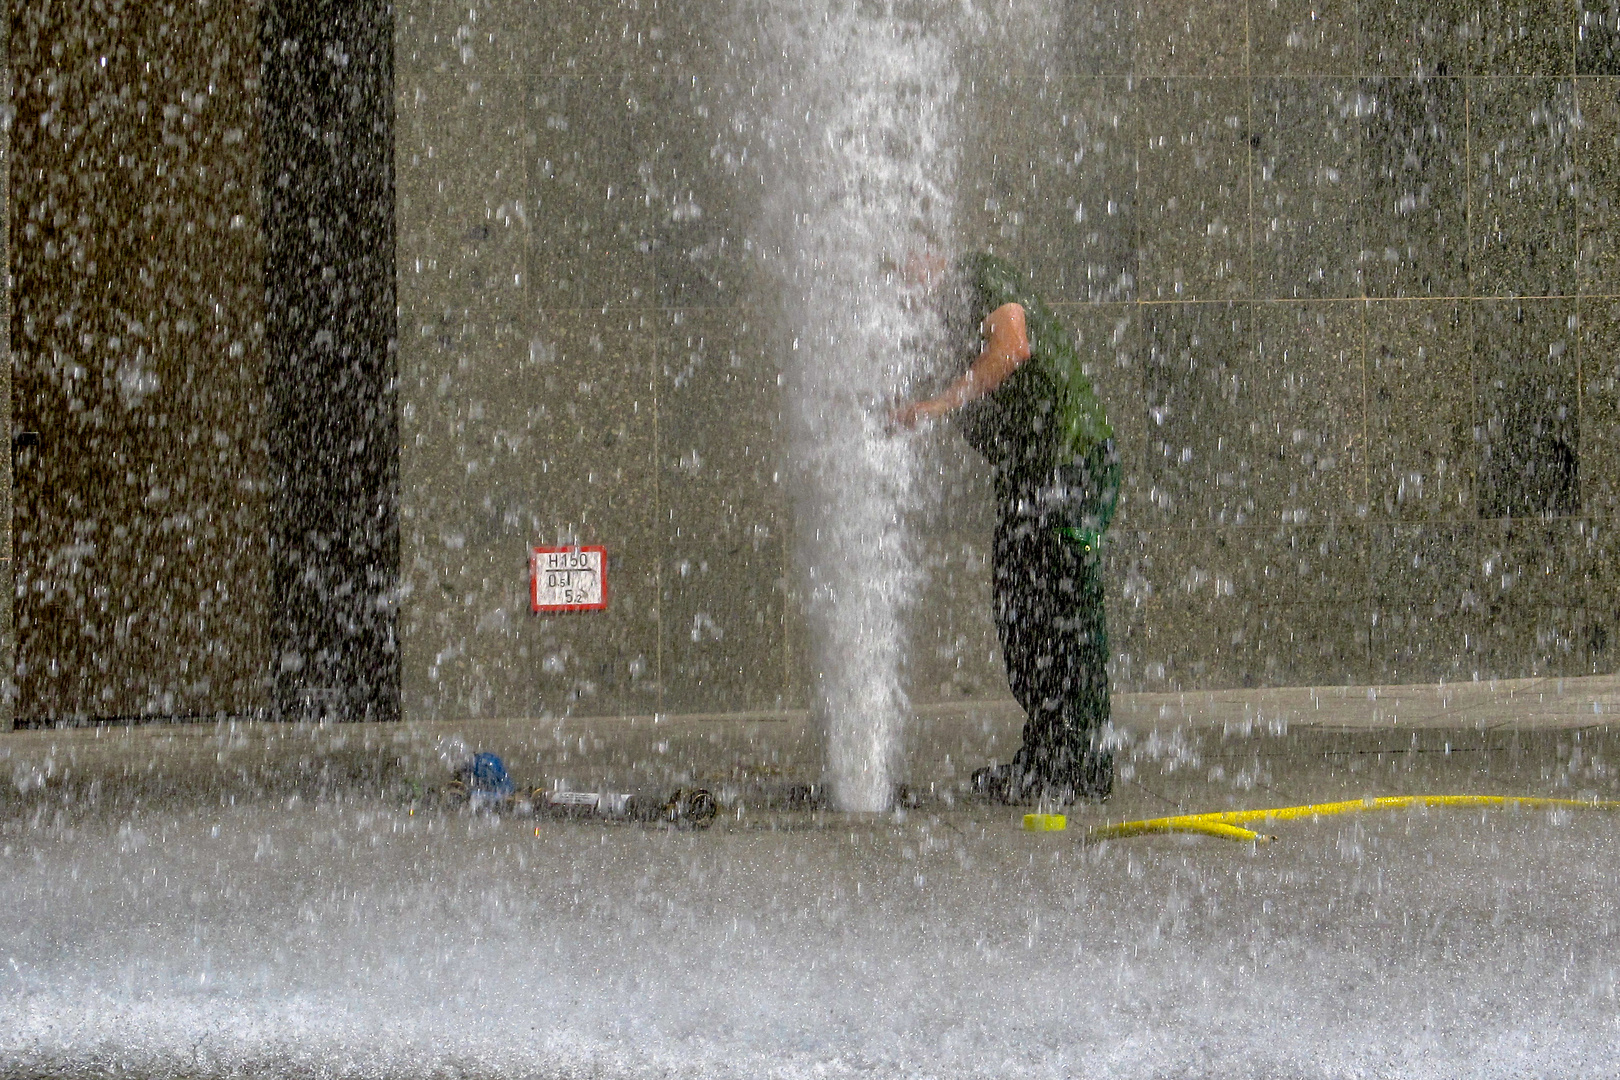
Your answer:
[531,546,608,612]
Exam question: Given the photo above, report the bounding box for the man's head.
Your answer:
[901,249,949,288]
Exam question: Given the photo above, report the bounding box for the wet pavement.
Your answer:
[3,678,1619,1078]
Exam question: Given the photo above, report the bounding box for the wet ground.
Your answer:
[4,679,1619,1078]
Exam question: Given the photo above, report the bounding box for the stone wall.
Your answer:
[5,0,399,725]
[395,0,1620,720]
[8,0,269,721]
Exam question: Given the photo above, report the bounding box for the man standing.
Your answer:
[893,253,1119,804]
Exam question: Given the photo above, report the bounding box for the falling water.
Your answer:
[750,1,961,811]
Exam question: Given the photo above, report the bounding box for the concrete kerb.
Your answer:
[3,675,1618,818]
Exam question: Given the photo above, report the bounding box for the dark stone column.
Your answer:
[10,0,269,724]
[260,0,399,721]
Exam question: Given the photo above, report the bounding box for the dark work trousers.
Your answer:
[991,512,1112,799]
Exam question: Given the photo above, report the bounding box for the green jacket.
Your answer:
[956,253,1119,547]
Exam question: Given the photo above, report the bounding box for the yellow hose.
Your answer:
[1084,795,1620,845]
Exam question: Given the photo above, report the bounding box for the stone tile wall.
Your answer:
[8,1,269,722]
[396,0,1620,720]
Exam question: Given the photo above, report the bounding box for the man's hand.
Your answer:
[888,401,927,430]
[902,250,948,288]
[890,302,1030,432]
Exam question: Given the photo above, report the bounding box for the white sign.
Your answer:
[531,546,607,612]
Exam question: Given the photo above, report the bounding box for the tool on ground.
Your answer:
[535,785,719,828]
[661,787,719,826]
[539,788,637,817]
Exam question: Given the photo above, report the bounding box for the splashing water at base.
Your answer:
[7,799,1620,1079]
[750,1,961,812]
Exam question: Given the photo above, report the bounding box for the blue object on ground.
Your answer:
[464,752,514,798]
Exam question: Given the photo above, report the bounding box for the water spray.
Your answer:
[751,1,961,812]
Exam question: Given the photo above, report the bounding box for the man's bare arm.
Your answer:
[892,302,1030,429]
